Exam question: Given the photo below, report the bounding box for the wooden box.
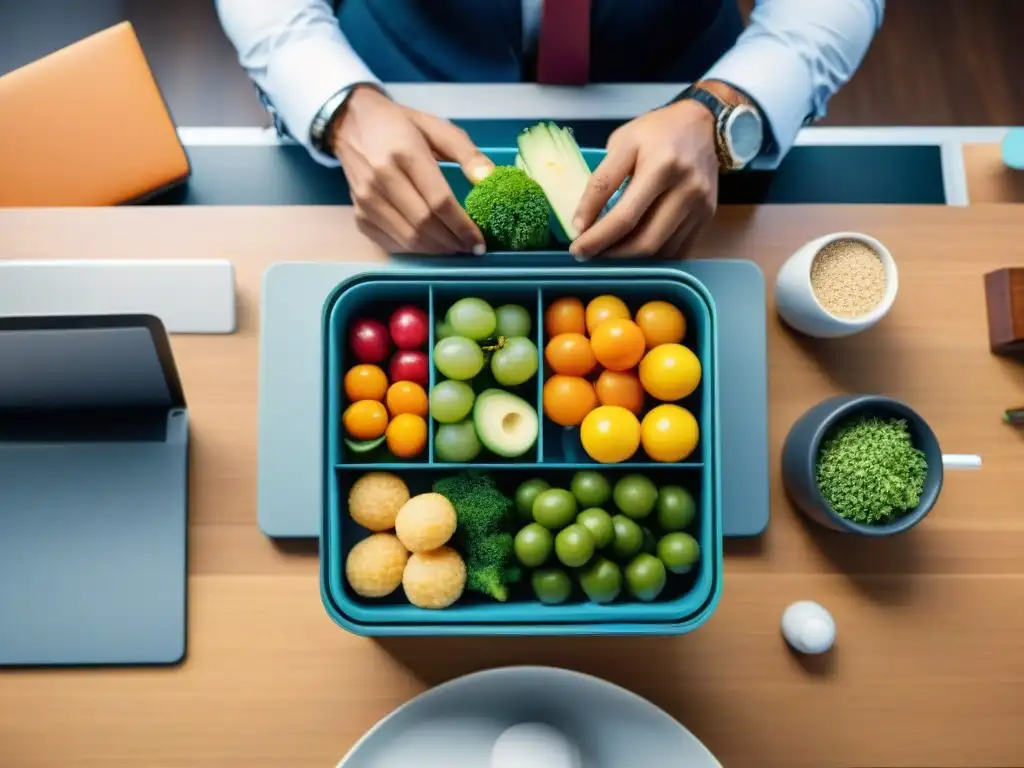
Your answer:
[984,268,1024,355]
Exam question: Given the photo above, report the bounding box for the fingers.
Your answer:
[355,214,404,254]
[572,146,636,239]
[378,163,466,252]
[655,221,699,261]
[410,111,494,184]
[398,150,486,254]
[572,156,669,259]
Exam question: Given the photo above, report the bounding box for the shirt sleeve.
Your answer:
[702,0,884,168]
[215,0,382,166]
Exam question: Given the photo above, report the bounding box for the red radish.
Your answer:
[349,319,390,363]
[390,350,428,387]
[389,305,429,350]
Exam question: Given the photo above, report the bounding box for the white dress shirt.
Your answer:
[216,0,883,167]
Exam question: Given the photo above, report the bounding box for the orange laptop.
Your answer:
[0,22,190,206]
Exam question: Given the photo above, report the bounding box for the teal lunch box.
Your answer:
[320,264,723,637]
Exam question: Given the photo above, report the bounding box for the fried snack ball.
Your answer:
[348,472,410,531]
[402,547,466,609]
[345,533,408,598]
[395,492,457,553]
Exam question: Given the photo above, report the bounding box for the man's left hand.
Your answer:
[570,100,719,260]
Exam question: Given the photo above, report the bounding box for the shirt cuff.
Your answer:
[702,36,814,169]
[265,35,382,167]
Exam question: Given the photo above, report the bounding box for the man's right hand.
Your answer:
[329,86,492,254]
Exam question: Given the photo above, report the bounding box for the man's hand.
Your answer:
[330,86,493,254]
[570,100,719,260]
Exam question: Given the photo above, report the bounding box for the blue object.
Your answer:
[1002,129,1024,170]
[0,315,189,666]
[335,0,739,83]
[256,258,767,539]
[781,394,943,536]
[321,267,722,635]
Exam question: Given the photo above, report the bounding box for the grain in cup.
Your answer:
[775,232,898,339]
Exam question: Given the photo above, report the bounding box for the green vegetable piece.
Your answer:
[464,166,552,251]
[579,557,622,604]
[554,523,595,568]
[514,478,551,522]
[815,416,928,525]
[344,435,386,453]
[434,473,519,601]
[532,568,573,605]
[625,553,667,602]
[656,485,696,531]
[576,507,614,549]
[570,470,611,508]
[657,532,700,574]
[514,523,554,568]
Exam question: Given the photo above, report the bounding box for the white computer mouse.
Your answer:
[491,722,582,768]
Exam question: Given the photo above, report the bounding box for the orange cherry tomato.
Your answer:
[590,318,646,371]
[343,399,388,439]
[385,413,427,458]
[635,301,686,348]
[585,295,630,334]
[545,333,597,377]
[545,297,587,337]
[386,381,428,418]
[344,364,388,402]
[595,369,645,415]
[543,375,599,426]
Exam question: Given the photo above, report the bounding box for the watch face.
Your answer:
[726,108,763,164]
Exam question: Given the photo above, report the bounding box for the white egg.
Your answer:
[781,600,836,655]
[491,722,581,768]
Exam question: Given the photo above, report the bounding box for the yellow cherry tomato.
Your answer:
[585,295,630,334]
[638,343,701,401]
[344,364,388,402]
[386,413,427,458]
[343,400,388,440]
[635,301,686,348]
[641,404,699,462]
[580,405,641,464]
[386,381,428,417]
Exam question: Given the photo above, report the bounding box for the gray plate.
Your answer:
[337,666,721,768]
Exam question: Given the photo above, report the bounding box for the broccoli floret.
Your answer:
[434,473,519,601]
[466,564,511,602]
[464,166,552,251]
[433,473,511,538]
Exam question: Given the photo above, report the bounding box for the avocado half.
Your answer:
[472,389,539,458]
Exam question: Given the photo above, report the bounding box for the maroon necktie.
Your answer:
[536,0,591,85]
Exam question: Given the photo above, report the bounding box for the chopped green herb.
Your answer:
[815,416,928,525]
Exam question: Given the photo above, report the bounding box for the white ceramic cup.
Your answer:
[775,231,898,338]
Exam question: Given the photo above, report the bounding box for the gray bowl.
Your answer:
[337,666,722,767]
[781,395,943,535]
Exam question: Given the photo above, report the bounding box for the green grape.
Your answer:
[429,380,475,423]
[447,298,497,341]
[433,336,484,380]
[495,304,532,338]
[434,420,482,462]
[490,337,538,386]
[435,320,456,340]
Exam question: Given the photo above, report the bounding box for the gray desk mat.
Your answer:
[258,260,768,538]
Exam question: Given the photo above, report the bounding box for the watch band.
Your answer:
[675,85,732,169]
[311,83,378,154]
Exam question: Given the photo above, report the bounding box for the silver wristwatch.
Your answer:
[310,84,371,153]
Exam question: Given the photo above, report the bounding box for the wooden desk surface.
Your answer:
[964,143,1024,204]
[2,205,1023,768]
